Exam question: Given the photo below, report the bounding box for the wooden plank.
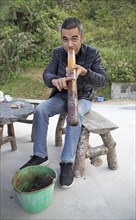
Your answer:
[1,136,13,145]
[83,110,118,134]
[17,118,33,124]
[24,99,44,105]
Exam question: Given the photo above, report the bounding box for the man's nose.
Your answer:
[67,39,74,48]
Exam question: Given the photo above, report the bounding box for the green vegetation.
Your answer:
[0,0,136,99]
[1,69,51,99]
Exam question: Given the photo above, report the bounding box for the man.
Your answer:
[20,17,107,189]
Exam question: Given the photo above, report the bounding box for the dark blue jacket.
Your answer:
[43,43,107,101]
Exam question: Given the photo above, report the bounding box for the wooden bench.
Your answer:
[0,124,17,150]
[55,110,119,177]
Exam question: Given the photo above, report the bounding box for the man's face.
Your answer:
[61,27,84,54]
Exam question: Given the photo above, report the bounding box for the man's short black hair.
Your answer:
[61,17,84,34]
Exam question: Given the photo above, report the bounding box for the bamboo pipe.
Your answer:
[67,48,78,126]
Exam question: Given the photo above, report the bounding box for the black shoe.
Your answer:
[59,162,74,189]
[20,155,49,169]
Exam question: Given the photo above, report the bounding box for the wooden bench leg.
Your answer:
[8,124,17,151]
[89,144,108,167]
[55,112,67,147]
[74,126,90,177]
[74,129,118,177]
[31,123,34,142]
[0,125,4,149]
[0,124,17,151]
[90,155,103,167]
[100,132,118,170]
[31,112,36,142]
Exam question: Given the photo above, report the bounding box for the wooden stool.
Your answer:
[0,123,17,151]
[55,110,119,177]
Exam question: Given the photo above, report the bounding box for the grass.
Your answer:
[0,69,51,100]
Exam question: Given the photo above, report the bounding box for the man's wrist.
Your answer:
[51,79,56,87]
[81,69,87,76]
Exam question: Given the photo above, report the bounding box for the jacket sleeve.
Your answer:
[86,48,107,87]
[43,48,59,88]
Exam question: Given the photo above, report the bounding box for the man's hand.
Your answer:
[66,64,87,79]
[52,77,73,91]
[73,64,87,77]
[52,65,87,91]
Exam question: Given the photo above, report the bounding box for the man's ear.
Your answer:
[81,33,84,42]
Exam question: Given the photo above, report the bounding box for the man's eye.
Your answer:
[72,37,78,42]
[62,38,68,42]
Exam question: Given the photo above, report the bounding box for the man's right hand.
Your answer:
[52,77,73,91]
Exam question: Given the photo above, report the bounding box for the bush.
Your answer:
[100,46,135,83]
[0,0,67,81]
[0,0,136,91]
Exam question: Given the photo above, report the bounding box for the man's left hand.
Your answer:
[66,64,87,79]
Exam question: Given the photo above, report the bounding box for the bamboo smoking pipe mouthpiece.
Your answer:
[68,49,76,79]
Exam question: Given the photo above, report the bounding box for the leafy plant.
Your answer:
[100,46,136,83]
[0,0,136,98]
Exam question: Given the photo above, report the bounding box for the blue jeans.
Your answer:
[33,92,92,163]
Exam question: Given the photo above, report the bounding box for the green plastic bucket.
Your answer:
[12,166,57,214]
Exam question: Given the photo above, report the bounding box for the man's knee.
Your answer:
[35,102,49,116]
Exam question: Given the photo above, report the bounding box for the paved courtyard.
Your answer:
[0,100,135,220]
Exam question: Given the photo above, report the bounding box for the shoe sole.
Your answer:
[59,179,75,189]
[40,159,50,166]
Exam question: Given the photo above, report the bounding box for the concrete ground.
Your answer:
[0,100,135,220]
